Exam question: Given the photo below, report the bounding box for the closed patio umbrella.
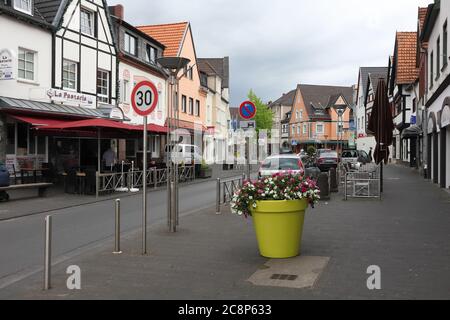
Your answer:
[367,78,394,192]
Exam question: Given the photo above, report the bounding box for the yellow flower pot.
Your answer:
[250,199,308,258]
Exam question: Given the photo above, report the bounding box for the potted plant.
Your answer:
[199,160,212,179]
[231,173,320,258]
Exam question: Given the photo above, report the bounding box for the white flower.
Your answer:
[252,203,257,208]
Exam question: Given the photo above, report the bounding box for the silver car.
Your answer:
[258,155,305,178]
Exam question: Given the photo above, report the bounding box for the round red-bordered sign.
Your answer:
[131,81,159,116]
[239,101,257,120]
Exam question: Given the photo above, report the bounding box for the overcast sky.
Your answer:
[109,0,432,106]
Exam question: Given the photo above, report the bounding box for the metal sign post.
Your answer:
[239,101,257,180]
[131,81,159,255]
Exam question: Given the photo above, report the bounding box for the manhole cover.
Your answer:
[271,274,298,281]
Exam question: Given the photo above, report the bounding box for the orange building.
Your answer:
[138,22,207,135]
[289,84,354,153]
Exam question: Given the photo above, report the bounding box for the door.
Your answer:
[410,137,417,168]
[433,132,439,184]
[440,128,447,188]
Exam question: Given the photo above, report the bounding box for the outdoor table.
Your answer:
[20,168,49,184]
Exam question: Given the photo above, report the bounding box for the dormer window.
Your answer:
[14,0,33,15]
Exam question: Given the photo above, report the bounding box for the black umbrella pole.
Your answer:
[380,161,383,193]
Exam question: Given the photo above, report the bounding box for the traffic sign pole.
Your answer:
[131,80,158,255]
[142,115,147,255]
[239,101,256,181]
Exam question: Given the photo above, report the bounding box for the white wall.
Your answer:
[118,62,167,126]
[0,16,52,101]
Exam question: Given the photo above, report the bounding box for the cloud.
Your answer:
[109,0,432,105]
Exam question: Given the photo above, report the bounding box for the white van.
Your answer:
[164,144,203,165]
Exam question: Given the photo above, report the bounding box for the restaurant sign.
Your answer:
[46,88,95,107]
[0,49,14,80]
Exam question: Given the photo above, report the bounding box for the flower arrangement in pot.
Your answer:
[231,172,320,258]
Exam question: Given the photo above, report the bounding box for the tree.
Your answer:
[247,89,273,131]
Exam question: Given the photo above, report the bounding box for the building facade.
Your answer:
[355,67,388,154]
[138,22,207,150]
[109,5,167,162]
[422,0,450,189]
[387,32,420,166]
[269,90,296,148]
[289,84,354,153]
[198,57,231,163]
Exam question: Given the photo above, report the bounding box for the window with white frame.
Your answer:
[97,69,109,103]
[14,0,32,15]
[303,123,307,134]
[124,33,137,56]
[297,125,300,134]
[63,60,77,90]
[18,48,35,81]
[121,79,130,103]
[292,125,295,135]
[195,100,200,117]
[316,123,324,135]
[181,95,187,113]
[300,110,303,119]
[80,8,95,36]
[189,98,194,114]
[296,111,299,119]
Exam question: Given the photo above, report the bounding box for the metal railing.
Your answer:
[216,174,246,214]
[344,166,381,200]
[96,166,195,197]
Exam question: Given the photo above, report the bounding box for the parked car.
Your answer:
[164,144,203,165]
[258,154,304,178]
[341,149,371,168]
[316,150,339,172]
[317,148,332,156]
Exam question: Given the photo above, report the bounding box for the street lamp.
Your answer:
[333,106,346,161]
[157,56,190,233]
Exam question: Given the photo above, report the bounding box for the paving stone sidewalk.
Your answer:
[1,164,449,300]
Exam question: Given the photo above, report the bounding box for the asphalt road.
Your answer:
[0,178,226,288]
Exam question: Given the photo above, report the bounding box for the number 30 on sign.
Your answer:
[131,81,159,116]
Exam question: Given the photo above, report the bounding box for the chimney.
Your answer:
[109,4,124,20]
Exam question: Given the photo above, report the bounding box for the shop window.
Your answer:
[126,139,136,157]
[29,132,36,154]
[37,136,46,154]
[17,123,28,155]
[6,123,15,154]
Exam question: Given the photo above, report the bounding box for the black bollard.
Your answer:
[317,172,330,200]
[329,167,338,193]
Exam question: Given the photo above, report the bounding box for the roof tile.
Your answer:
[395,32,419,84]
[137,22,188,57]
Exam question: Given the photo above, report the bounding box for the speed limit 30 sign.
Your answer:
[131,81,159,116]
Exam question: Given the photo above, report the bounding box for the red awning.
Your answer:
[40,118,168,133]
[8,114,70,127]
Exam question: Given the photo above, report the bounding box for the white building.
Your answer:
[0,0,121,175]
[109,5,168,162]
[355,67,387,154]
[387,32,419,166]
[198,57,231,163]
[422,0,450,189]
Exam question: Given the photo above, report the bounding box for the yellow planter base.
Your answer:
[251,200,307,259]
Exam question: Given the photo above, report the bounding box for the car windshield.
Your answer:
[261,157,300,170]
